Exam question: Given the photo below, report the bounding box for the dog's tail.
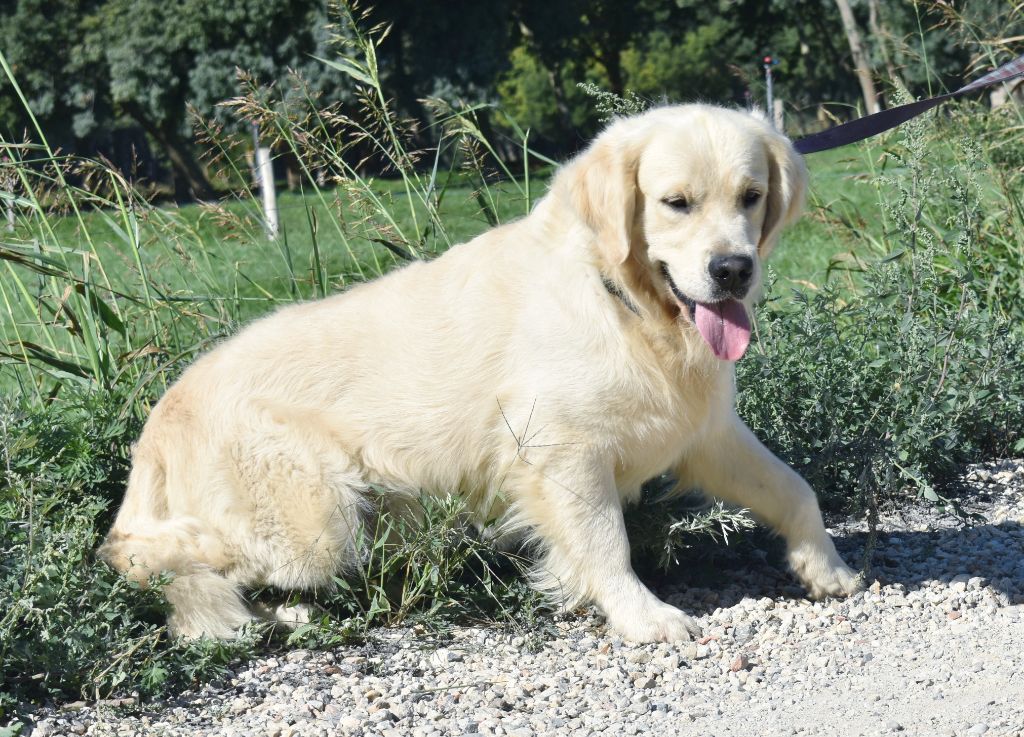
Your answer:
[98,446,253,639]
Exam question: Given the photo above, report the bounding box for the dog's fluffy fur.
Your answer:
[100,105,860,641]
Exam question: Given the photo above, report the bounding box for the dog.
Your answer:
[100,104,861,642]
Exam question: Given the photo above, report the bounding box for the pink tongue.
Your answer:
[694,300,751,361]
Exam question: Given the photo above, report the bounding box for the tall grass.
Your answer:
[0,7,559,717]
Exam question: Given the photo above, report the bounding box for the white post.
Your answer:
[251,124,278,239]
[256,146,278,239]
[763,55,781,129]
[773,98,785,133]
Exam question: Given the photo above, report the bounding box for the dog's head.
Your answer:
[555,104,807,361]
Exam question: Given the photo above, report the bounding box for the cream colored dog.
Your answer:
[101,104,860,642]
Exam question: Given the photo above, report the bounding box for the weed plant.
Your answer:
[0,390,258,713]
[738,107,1024,520]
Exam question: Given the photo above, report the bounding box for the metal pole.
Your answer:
[764,56,775,128]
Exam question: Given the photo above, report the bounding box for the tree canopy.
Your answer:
[0,0,1006,199]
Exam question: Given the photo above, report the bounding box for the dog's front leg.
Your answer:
[514,452,701,642]
[677,414,861,599]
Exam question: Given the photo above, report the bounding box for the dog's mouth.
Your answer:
[659,263,751,362]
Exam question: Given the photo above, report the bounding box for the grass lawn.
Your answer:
[36,144,883,298]
[773,145,890,285]
[35,176,537,309]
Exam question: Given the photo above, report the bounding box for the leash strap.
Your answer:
[793,54,1024,155]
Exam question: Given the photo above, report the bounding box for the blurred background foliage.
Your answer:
[1,0,1017,201]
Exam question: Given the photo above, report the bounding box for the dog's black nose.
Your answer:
[708,255,754,296]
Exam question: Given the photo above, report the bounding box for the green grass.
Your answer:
[22,150,867,309]
[775,145,885,285]
[35,178,535,307]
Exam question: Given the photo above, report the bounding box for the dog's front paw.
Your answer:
[609,602,702,643]
[789,542,862,599]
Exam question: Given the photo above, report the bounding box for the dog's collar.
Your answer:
[602,276,640,317]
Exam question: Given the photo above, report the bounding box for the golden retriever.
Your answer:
[100,104,860,642]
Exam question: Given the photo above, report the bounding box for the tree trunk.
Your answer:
[126,104,216,201]
[157,127,217,202]
[546,62,575,136]
[598,49,625,97]
[381,19,428,147]
[834,0,881,115]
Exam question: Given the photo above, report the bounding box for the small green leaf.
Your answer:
[315,56,374,86]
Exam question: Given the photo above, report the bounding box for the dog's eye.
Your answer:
[662,195,690,212]
[742,189,762,208]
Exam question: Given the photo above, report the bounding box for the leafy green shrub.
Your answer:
[938,105,1024,323]
[738,108,1024,517]
[0,391,258,719]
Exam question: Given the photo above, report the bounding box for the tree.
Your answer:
[501,0,663,144]
[73,0,336,200]
[360,0,517,145]
[834,0,881,114]
[0,0,100,146]
[0,0,985,192]
[2,0,340,200]
[73,0,216,198]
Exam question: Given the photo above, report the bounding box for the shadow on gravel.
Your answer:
[839,520,1023,597]
[647,520,1024,616]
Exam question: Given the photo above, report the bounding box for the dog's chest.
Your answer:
[609,361,728,499]
[612,395,709,499]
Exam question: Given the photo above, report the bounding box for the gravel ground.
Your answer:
[26,459,1024,737]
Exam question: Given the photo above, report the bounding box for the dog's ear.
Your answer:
[759,129,808,257]
[557,125,640,266]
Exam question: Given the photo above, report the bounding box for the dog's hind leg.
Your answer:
[102,406,368,639]
[224,405,369,601]
[100,517,255,639]
[99,407,263,639]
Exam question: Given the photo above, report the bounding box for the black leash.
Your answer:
[792,54,1024,155]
